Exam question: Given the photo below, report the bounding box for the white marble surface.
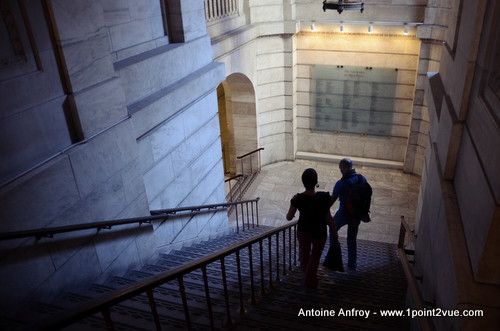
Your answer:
[243,159,420,244]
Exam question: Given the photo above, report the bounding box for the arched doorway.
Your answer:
[217,73,258,177]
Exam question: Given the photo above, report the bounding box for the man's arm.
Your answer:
[330,194,338,206]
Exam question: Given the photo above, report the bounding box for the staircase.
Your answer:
[3,225,410,330]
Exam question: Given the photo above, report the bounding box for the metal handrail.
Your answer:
[236,147,265,160]
[237,147,264,176]
[34,220,298,330]
[397,216,436,331]
[0,199,259,241]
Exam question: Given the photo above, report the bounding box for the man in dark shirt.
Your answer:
[330,158,368,271]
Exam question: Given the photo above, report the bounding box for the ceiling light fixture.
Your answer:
[368,23,373,33]
[340,23,344,32]
[310,23,316,31]
[403,23,409,35]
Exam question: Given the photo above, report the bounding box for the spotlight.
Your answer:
[340,22,344,32]
[368,23,373,33]
[310,23,316,31]
[403,23,409,35]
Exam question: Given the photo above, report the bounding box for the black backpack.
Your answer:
[343,174,372,222]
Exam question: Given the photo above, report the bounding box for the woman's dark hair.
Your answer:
[301,168,318,190]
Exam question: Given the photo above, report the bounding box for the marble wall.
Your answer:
[415,0,500,329]
[0,0,227,313]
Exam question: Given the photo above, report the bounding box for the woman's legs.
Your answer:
[297,231,312,275]
[303,236,327,288]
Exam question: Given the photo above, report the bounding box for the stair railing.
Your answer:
[34,220,298,331]
[224,148,264,215]
[0,199,260,242]
[237,147,264,177]
[397,216,436,331]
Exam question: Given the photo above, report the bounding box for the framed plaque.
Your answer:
[312,65,398,137]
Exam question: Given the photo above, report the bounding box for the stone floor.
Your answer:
[243,159,421,244]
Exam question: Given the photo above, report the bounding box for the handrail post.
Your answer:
[220,257,235,328]
[282,230,287,276]
[259,240,268,296]
[201,265,215,330]
[178,276,192,331]
[275,234,280,282]
[249,154,253,174]
[248,244,257,304]
[255,198,260,227]
[288,227,292,271]
[101,307,114,331]
[268,237,274,288]
[398,215,407,249]
[258,149,262,172]
[245,201,250,230]
[294,225,297,266]
[146,289,162,331]
[236,250,247,315]
[235,204,240,233]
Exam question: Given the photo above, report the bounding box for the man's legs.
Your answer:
[346,219,361,270]
[333,216,360,271]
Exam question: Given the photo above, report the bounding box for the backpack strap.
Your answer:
[342,174,361,186]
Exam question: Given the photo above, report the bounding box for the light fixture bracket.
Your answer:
[323,0,364,14]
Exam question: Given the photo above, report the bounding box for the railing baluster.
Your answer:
[256,198,260,227]
[288,227,292,271]
[282,230,287,276]
[220,256,235,328]
[178,276,192,331]
[248,244,257,304]
[268,236,274,288]
[259,239,268,296]
[294,224,297,266]
[203,0,240,22]
[250,200,255,228]
[235,203,240,233]
[245,201,250,229]
[101,308,114,331]
[275,234,280,282]
[146,289,162,331]
[236,250,247,315]
[240,202,245,232]
[201,265,215,330]
[204,0,209,20]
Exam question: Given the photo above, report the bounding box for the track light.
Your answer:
[403,23,409,35]
[323,1,364,14]
[310,23,315,31]
[368,23,373,33]
[340,22,344,32]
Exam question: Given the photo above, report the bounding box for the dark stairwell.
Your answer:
[0,209,413,330]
